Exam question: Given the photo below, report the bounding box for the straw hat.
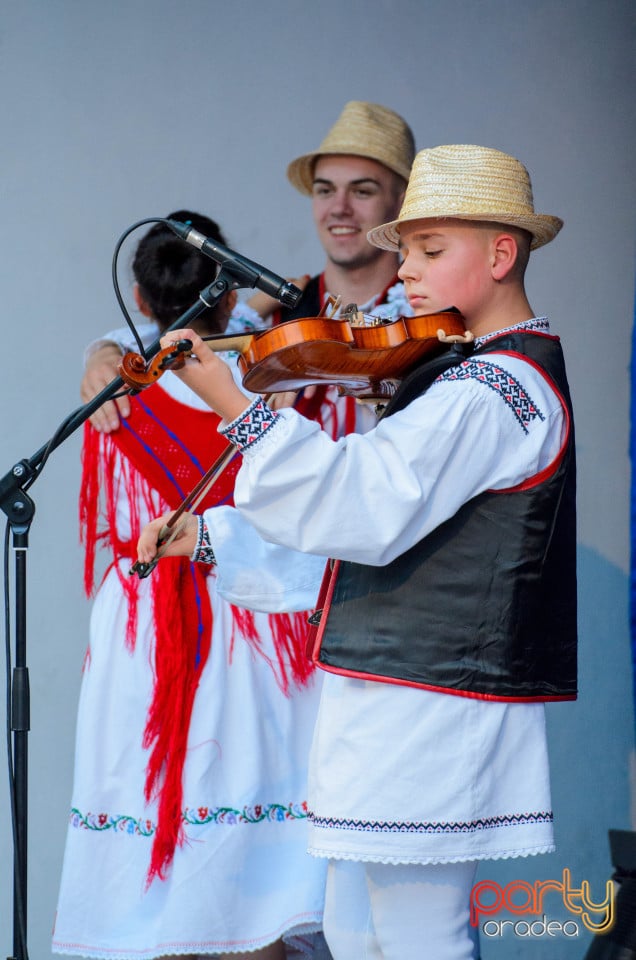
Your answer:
[287,101,415,195]
[367,145,563,251]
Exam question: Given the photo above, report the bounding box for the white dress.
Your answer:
[203,319,567,868]
[52,350,373,958]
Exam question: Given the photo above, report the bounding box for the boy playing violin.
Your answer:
[137,145,576,960]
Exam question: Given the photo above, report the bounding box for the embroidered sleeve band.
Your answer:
[191,516,216,565]
[220,397,280,452]
[433,360,545,435]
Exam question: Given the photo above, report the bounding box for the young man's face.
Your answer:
[312,155,404,271]
[397,219,497,319]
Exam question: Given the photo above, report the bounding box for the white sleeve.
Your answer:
[227,352,567,566]
[83,303,266,366]
[226,301,270,333]
[204,505,325,612]
[83,321,160,364]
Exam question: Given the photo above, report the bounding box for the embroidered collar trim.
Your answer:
[475,317,549,348]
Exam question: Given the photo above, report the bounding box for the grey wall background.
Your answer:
[0,1,634,957]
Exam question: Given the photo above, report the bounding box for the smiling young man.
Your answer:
[277,99,416,321]
[312,155,403,275]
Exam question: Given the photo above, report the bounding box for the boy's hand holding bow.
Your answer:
[136,511,200,567]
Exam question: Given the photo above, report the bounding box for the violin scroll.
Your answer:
[118,339,194,391]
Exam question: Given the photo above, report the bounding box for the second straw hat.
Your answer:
[287,101,415,196]
[368,145,563,251]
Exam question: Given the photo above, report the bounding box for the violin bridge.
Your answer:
[342,302,378,328]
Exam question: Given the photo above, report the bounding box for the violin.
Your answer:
[210,305,469,400]
[118,305,470,401]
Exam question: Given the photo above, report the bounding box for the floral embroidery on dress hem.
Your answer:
[69,800,308,835]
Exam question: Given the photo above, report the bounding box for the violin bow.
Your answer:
[129,441,238,579]
[130,389,275,580]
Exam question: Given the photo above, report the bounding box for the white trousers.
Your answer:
[323,859,480,960]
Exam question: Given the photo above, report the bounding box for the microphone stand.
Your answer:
[0,266,255,960]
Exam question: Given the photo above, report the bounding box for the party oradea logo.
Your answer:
[471,868,615,940]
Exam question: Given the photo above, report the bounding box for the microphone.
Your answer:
[166,219,302,308]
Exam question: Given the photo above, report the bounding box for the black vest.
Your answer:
[311,331,577,702]
[277,275,322,321]
[274,273,403,323]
